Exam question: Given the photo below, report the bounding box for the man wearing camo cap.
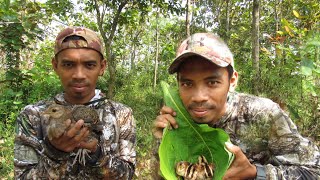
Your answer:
[153,33,320,179]
[14,27,136,179]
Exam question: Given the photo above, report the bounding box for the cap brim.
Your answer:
[168,52,229,74]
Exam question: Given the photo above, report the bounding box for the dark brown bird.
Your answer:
[42,104,103,140]
[42,104,104,165]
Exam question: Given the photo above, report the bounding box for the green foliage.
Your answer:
[0,0,73,93]
[159,82,234,180]
[114,70,163,154]
[0,39,62,178]
[0,116,15,179]
[112,70,163,178]
[23,41,62,102]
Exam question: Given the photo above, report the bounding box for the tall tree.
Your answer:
[153,8,160,90]
[81,0,183,98]
[225,0,230,41]
[186,0,191,37]
[252,0,260,94]
[92,0,129,99]
[0,0,73,90]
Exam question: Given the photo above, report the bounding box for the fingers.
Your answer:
[73,127,89,142]
[65,119,84,138]
[158,106,178,128]
[223,142,257,179]
[160,105,177,116]
[79,138,98,152]
[225,142,243,160]
[153,106,179,138]
[50,119,91,152]
[225,142,237,153]
[67,120,90,149]
[154,115,174,129]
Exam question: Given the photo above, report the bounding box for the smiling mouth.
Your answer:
[191,109,208,117]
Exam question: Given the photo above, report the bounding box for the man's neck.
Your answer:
[209,103,228,127]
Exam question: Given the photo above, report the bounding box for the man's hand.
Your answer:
[152,106,179,138]
[49,119,98,152]
[223,142,257,180]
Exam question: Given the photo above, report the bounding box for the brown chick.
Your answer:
[42,104,103,140]
[71,105,103,133]
[42,104,104,166]
[175,155,214,180]
[42,104,73,141]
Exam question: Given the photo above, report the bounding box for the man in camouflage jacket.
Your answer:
[153,33,320,179]
[14,27,136,179]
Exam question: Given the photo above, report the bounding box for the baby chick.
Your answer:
[175,155,214,180]
[42,104,103,140]
[42,103,104,166]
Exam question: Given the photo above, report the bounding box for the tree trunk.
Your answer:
[130,32,136,72]
[225,0,230,42]
[153,10,159,90]
[107,52,116,98]
[252,0,260,95]
[94,0,128,99]
[274,0,279,32]
[186,0,191,37]
[274,0,283,62]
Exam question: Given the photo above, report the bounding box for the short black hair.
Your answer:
[226,65,234,80]
[63,35,86,42]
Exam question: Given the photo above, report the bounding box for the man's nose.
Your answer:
[191,87,208,103]
[72,66,86,79]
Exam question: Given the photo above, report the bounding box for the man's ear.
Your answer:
[52,57,58,72]
[229,71,238,92]
[99,59,107,76]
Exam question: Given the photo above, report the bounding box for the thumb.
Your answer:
[225,142,237,153]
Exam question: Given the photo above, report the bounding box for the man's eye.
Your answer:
[86,63,96,68]
[62,63,73,67]
[208,80,218,86]
[181,82,192,87]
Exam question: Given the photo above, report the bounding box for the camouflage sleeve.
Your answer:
[264,103,320,179]
[96,106,136,179]
[14,104,69,179]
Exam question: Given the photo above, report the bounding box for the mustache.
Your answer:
[187,102,216,110]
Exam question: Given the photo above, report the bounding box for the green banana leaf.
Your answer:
[159,81,234,180]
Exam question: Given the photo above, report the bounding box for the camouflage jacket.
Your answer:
[14,90,136,179]
[212,92,320,179]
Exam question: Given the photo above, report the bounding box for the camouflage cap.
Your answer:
[169,33,234,74]
[54,27,104,57]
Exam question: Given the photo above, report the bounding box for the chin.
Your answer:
[192,116,210,124]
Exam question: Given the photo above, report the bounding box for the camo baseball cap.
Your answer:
[54,27,104,57]
[169,33,234,74]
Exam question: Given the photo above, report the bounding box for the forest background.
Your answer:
[0,0,319,179]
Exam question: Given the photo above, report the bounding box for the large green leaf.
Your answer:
[159,81,234,180]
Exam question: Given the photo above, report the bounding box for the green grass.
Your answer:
[0,122,14,180]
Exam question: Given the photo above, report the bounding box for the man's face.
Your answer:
[178,57,237,125]
[52,48,106,104]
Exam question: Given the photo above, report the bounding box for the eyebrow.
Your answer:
[179,72,224,82]
[60,59,98,63]
[204,74,223,80]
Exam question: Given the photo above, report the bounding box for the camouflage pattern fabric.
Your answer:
[212,92,320,179]
[54,27,104,57]
[14,90,136,179]
[169,33,234,74]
